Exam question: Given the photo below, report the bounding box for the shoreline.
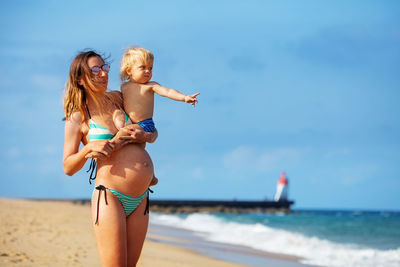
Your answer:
[0,198,310,267]
[147,223,312,267]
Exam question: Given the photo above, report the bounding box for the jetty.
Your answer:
[150,199,294,213]
[151,172,295,213]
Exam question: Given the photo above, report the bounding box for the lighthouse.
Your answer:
[274,172,289,201]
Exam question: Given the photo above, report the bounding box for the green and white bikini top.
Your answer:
[87,108,132,141]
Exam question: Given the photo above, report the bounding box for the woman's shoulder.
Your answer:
[109,90,122,97]
[66,111,86,125]
[64,111,89,143]
[108,90,123,105]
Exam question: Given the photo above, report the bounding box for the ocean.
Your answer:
[150,210,400,267]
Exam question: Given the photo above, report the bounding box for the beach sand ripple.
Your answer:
[0,198,98,267]
[0,198,245,267]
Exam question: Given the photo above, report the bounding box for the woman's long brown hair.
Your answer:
[63,50,121,121]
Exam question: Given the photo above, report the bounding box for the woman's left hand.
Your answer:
[117,124,158,144]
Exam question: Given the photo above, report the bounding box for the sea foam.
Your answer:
[150,213,400,267]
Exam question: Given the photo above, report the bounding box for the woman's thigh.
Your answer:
[92,189,127,266]
[126,196,149,266]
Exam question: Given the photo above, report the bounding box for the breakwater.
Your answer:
[150,200,295,213]
[29,198,295,213]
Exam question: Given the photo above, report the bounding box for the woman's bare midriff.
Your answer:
[95,143,154,196]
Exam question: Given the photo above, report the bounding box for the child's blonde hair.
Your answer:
[120,47,154,81]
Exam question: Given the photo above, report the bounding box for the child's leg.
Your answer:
[113,109,126,130]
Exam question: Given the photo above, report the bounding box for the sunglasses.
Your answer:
[91,64,110,75]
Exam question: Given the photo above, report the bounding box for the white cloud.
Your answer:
[257,148,302,171]
[222,145,256,168]
[222,145,303,172]
[323,148,351,159]
[26,144,61,157]
[30,74,64,92]
[191,167,205,180]
[338,164,378,186]
[5,147,20,159]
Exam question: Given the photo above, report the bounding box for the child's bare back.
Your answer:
[121,81,158,124]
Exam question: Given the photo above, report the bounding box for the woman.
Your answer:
[63,50,157,266]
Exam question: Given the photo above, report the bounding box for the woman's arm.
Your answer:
[63,113,114,176]
[85,126,158,159]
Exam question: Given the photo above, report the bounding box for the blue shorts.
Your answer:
[137,118,156,132]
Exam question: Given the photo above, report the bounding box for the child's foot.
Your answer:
[150,176,158,186]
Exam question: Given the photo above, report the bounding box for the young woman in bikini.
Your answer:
[63,50,158,266]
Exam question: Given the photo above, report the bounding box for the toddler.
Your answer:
[114,46,200,185]
[114,47,199,130]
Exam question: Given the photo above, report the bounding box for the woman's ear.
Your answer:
[78,78,84,86]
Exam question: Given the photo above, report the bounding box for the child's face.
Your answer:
[128,58,153,84]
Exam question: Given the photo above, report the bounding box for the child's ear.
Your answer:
[126,67,132,76]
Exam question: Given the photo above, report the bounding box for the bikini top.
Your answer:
[87,107,132,141]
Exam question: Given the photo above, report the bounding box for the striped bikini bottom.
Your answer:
[92,185,153,224]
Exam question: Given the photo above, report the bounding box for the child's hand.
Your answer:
[185,92,200,107]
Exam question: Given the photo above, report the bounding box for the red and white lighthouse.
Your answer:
[274,172,289,201]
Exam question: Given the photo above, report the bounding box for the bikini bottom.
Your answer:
[92,185,153,224]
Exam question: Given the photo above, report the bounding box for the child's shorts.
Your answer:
[137,118,156,132]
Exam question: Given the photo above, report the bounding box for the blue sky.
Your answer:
[0,0,399,210]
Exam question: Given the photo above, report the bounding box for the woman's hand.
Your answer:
[123,124,158,143]
[84,140,114,159]
[113,124,158,147]
[112,125,140,148]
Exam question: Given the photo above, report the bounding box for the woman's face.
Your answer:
[87,56,109,92]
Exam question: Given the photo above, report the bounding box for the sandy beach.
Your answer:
[0,198,246,266]
[0,198,309,267]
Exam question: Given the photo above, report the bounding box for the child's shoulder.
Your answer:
[121,81,140,90]
[121,81,132,89]
[121,81,158,92]
[147,81,160,87]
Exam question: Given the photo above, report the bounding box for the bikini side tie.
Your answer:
[145,188,154,215]
[95,185,108,225]
[87,158,97,184]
